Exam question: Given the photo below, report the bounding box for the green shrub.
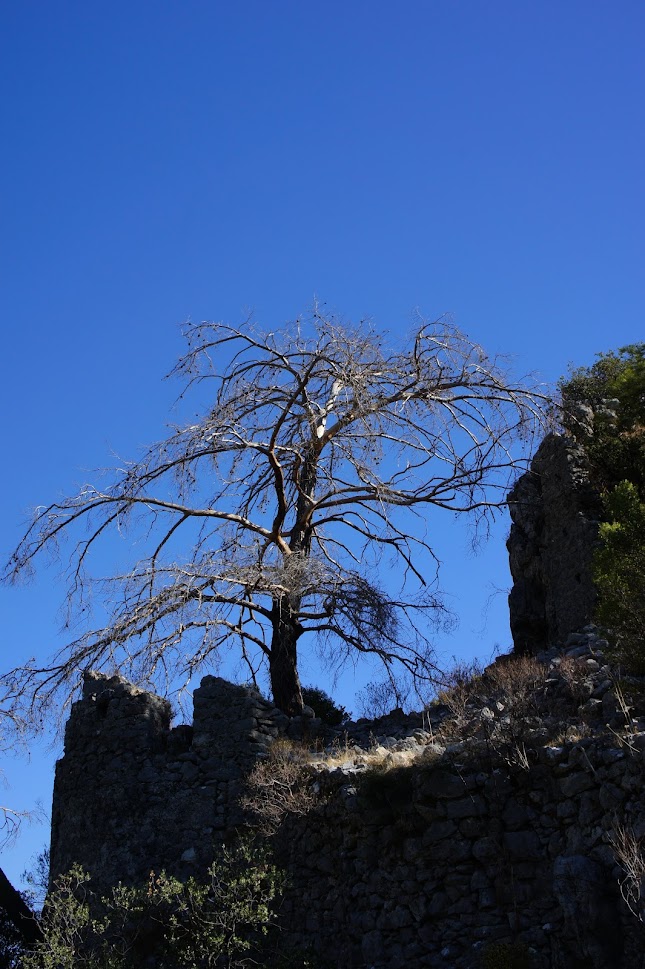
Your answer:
[24,838,284,968]
[301,686,349,726]
[560,345,645,671]
[22,865,94,969]
[594,480,645,672]
[560,343,645,494]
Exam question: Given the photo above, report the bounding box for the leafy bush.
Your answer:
[593,481,645,671]
[22,847,50,910]
[560,345,645,671]
[24,838,284,968]
[301,686,349,726]
[22,865,93,969]
[560,343,645,493]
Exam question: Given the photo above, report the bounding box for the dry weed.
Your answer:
[241,739,317,835]
[486,654,548,717]
[433,659,485,720]
[552,723,592,745]
[610,824,645,921]
[556,655,591,702]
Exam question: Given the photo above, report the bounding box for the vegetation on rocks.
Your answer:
[560,342,645,493]
[241,738,318,836]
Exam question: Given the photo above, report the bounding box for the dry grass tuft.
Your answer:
[610,823,645,922]
[485,654,549,717]
[433,659,485,719]
[556,655,592,701]
[552,723,592,745]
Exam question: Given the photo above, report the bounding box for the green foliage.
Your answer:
[23,865,94,969]
[561,343,645,411]
[24,839,285,968]
[301,686,349,726]
[560,343,645,493]
[593,481,645,672]
[561,345,645,670]
[481,940,531,969]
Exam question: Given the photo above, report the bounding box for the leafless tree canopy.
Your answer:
[4,310,546,715]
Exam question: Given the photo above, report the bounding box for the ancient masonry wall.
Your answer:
[50,672,289,891]
[507,433,602,654]
[51,669,645,969]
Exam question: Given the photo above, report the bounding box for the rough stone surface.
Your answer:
[50,673,283,890]
[50,633,645,968]
[507,433,602,653]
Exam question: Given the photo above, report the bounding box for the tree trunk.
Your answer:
[268,444,317,714]
[290,444,317,556]
[269,598,304,715]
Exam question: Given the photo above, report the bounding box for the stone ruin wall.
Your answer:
[50,672,290,891]
[49,427,643,967]
[507,432,603,655]
[51,667,645,969]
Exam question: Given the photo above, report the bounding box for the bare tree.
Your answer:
[0,695,41,950]
[0,688,31,847]
[4,309,546,715]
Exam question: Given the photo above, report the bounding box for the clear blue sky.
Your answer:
[1,1,643,888]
